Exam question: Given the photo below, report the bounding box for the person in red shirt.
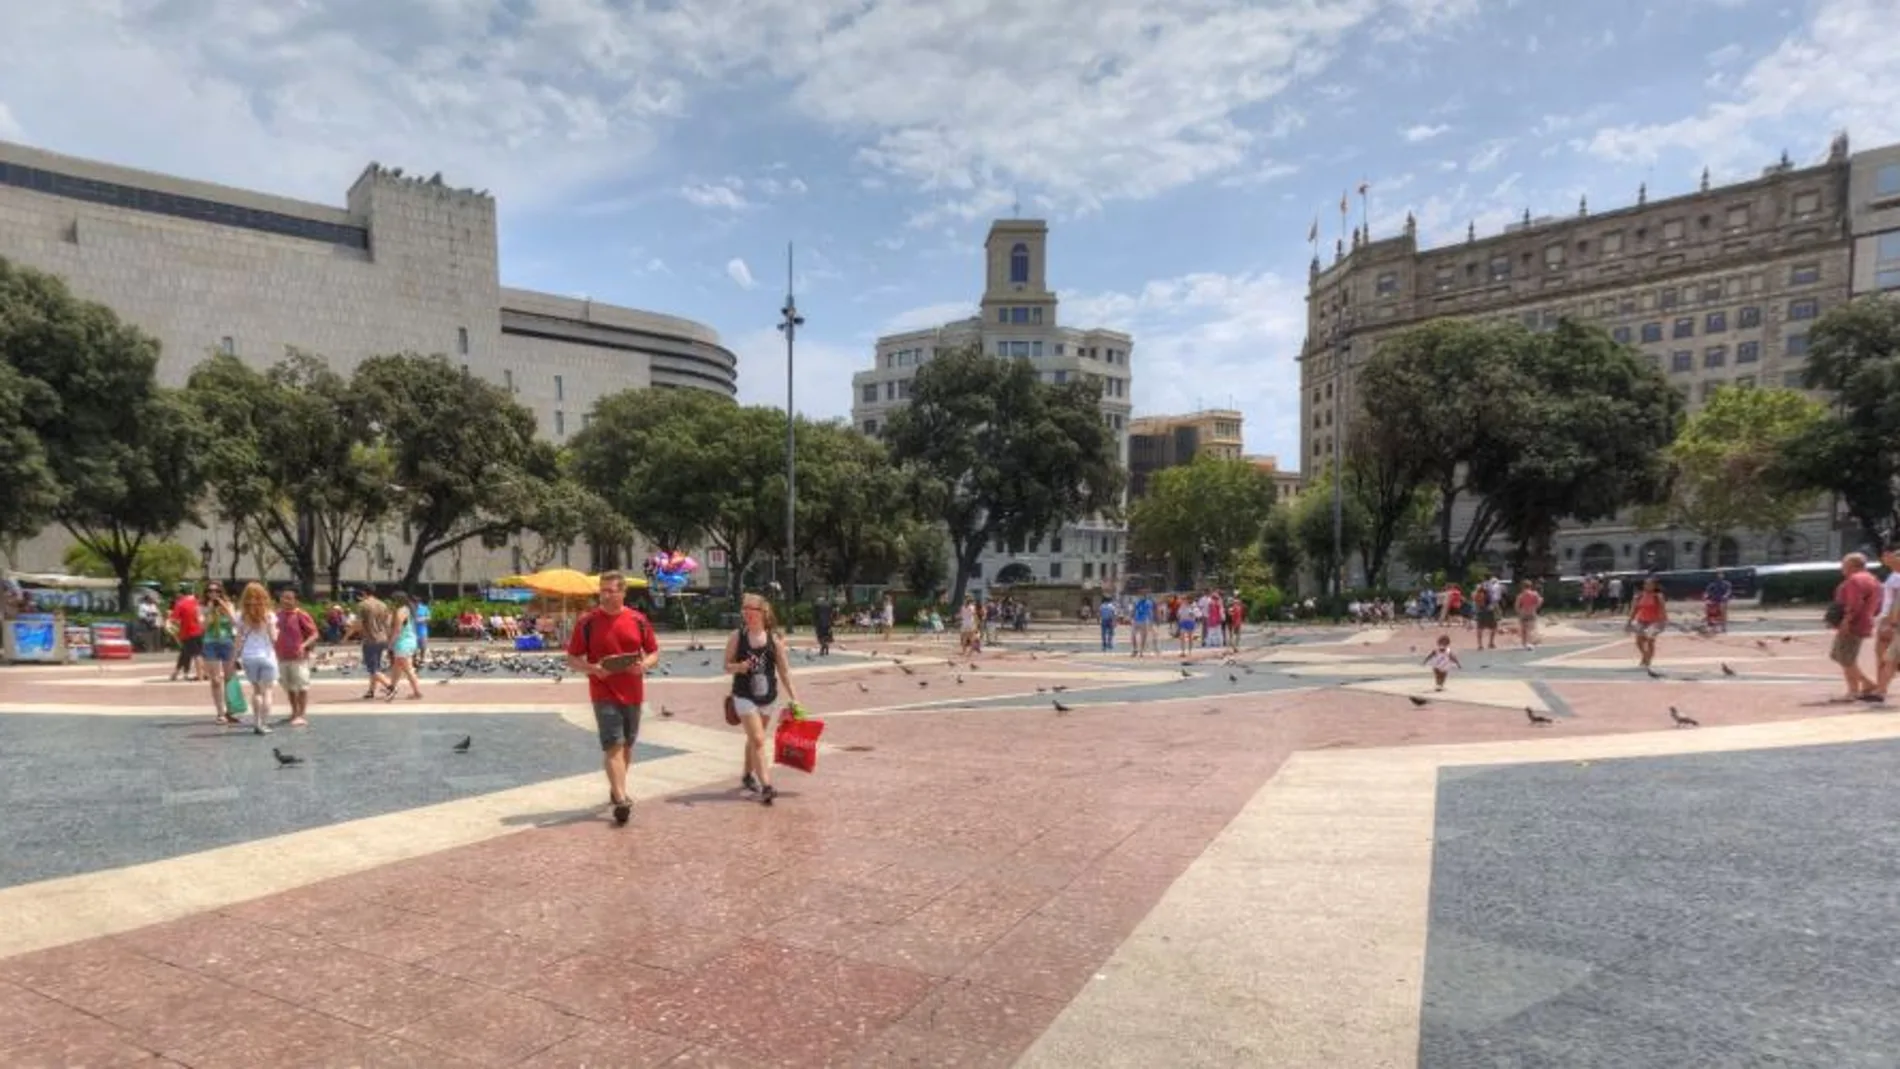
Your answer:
[1225,594,1245,652]
[167,585,205,682]
[275,588,320,727]
[1626,576,1668,668]
[565,571,660,826]
[1830,552,1884,702]
[1514,579,1544,650]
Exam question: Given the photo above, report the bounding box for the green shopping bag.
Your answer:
[225,676,248,716]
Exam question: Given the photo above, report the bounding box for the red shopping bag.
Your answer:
[774,716,825,774]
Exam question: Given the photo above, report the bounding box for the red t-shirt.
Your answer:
[275,608,316,661]
[1227,600,1244,627]
[567,607,658,706]
[1837,571,1883,638]
[169,595,203,639]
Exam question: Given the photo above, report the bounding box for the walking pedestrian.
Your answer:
[1829,553,1883,703]
[275,588,319,727]
[724,592,802,807]
[387,592,425,700]
[353,590,393,700]
[1865,543,1900,704]
[167,584,205,682]
[1515,579,1543,650]
[565,571,659,826]
[1627,576,1667,668]
[229,582,279,736]
[200,582,239,724]
[1098,596,1117,651]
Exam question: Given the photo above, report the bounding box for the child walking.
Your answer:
[1422,634,1462,691]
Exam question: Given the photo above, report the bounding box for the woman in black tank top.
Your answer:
[723,593,801,805]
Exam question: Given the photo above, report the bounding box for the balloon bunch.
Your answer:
[647,550,699,592]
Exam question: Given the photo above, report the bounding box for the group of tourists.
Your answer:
[164,581,320,733]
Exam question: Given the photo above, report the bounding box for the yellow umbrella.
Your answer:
[516,568,600,598]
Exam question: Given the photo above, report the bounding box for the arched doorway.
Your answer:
[1713,536,1742,568]
[1639,539,1675,572]
[1765,533,1811,563]
[1580,543,1617,574]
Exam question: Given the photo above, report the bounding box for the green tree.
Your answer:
[1781,297,1900,546]
[898,522,951,599]
[62,539,200,589]
[1259,503,1303,592]
[349,353,558,589]
[1128,455,1279,586]
[796,420,914,591]
[1292,469,1368,591]
[1473,320,1680,576]
[1356,319,1528,573]
[0,257,206,605]
[1341,421,1434,587]
[1640,386,1826,563]
[0,360,58,546]
[884,346,1124,604]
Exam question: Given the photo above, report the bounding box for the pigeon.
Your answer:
[1228,673,1239,684]
[856,683,870,693]
[1670,706,1699,727]
[1052,685,1068,692]
[452,735,472,753]
[1053,699,1073,714]
[1409,695,1430,707]
[956,675,965,685]
[1755,639,1770,649]
[917,680,929,688]
[1780,636,1793,643]
[1179,669,1193,679]
[437,678,451,686]
[660,706,675,718]
[1525,708,1552,726]
[1721,663,1736,677]
[700,659,711,667]
[898,664,916,676]
[1036,686,1047,693]
[1646,667,1664,679]
[272,748,304,767]
[551,674,566,685]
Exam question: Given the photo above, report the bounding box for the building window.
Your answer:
[1082,562,1094,579]
[1725,204,1750,230]
[1612,326,1633,344]
[1009,243,1030,284]
[456,327,470,355]
[1793,191,1821,215]
[1673,317,1695,339]
[1875,164,1900,197]
[1705,310,1727,333]
[1011,307,1029,323]
[1049,561,1062,579]
[1376,272,1399,297]
[504,369,514,393]
[1434,265,1455,291]
[1661,287,1680,309]
[1790,263,1820,285]
[1602,231,1624,255]
[1737,341,1761,363]
[994,340,1007,356]
[1544,243,1565,268]
[1032,307,1043,324]
[1786,333,1810,357]
[1670,350,1693,373]
[1789,298,1819,321]
[997,308,1008,324]
[1704,345,1727,368]
[218,336,235,355]
[1054,370,1067,384]
[1874,230,1900,290]
[1739,305,1761,328]
[554,410,566,436]
[1662,219,1685,243]
[1783,370,1806,388]
[885,382,896,400]
[1031,340,1043,357]
[554,374,564,401]
[1010,341,1030,357]
[1488,256,1511,281]
[860,384,877,404]
[1641,322,1663,343]
[582,413,591,429]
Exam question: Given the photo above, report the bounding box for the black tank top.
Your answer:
[731,629,779,705]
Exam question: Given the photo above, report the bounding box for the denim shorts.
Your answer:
[204,641,234,662]
[593,701,644,751]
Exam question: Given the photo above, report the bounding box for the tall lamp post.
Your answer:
[198,540,214,582]
[777,243,804,623]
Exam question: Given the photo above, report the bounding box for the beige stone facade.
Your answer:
[0,138,737,587]
[1127,409,1244,498]
[1847,143,1900,296]
[851,219,1135,593]
[1299,138,1882,576]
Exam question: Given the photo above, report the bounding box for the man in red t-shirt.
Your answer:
[167,586,205,682]
[565,571,660,826]
[1831,552,1884,702]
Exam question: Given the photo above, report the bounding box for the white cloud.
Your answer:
[1586,0,1900,174]
[1216,161,1301,188]
[0,102,22,140]
[1064,271,1308,464]
[1706,42,1746,66]
[730,328,866,418]
[726,257,756,289]
[881,302,977,334]
[1466,140,1508,172]
[1402,123,1451,143]
[681,179,751,210]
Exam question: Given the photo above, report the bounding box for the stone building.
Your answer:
[851,219,1134,593]
[1127,409,1244,498]
[1299,135,1885,577]
[0,138,737,585]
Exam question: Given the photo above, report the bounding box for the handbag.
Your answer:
[723,695,740,726]
[773,715,825,773]
[224,676,249,716]
[1824,602,1846,628]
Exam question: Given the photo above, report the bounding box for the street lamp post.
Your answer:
[1330,330,1347,597]
[777,243,804,625]
[198,540,214,581]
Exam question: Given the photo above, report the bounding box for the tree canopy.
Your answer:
[1781,296,1900,547]
[1642,385,1826,562]
[1128,455,1280,587]
[883,346,1124,603]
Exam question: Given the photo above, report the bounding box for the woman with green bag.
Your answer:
[201,583,240,725]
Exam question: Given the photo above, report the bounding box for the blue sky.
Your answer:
[3,0,1897,469]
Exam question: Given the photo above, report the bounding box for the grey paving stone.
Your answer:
[0,710,680,890]
[1421,740,1900,1069]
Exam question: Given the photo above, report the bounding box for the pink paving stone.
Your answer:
[845,1024,1015,1068]
[956,914,1125,1003]
[0,1024,160,1068]
[511,951,677,1023]
[898,978,1068,1052]
[296,899,490,964]
[296,957,486,1033]
[162,1004,385,1069]
[393,986,590,1065]
[515,1022,693,1069]
[417,932,581,990]
[0,980,96,1040]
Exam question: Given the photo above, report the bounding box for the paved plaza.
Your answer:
[1,613,1897,1067]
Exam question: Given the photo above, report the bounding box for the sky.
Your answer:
[2,0,1898,470]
